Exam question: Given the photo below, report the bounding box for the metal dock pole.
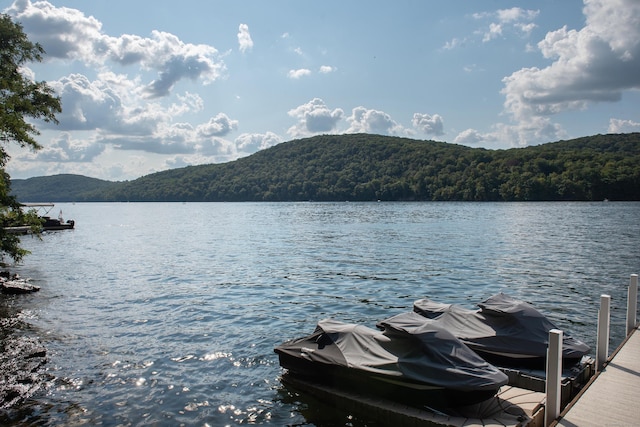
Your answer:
[626,274,638,336]
[596,294,610,372]
[545,329,563,426]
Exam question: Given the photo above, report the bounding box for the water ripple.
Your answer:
[5,201,639,426]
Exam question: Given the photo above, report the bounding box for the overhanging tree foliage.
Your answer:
[0,14,61,263]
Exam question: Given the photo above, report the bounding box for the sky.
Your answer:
[3,0,640,182]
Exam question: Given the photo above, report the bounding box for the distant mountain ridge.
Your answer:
[11,174,114,202]
[10,133,640,202]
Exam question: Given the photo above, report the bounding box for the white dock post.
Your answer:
[596,294,611,372]
[545,329,563,427]
[626,274,638,336]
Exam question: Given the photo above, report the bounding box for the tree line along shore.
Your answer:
[11,132,640,203]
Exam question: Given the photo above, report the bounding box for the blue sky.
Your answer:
[4,0,640,181]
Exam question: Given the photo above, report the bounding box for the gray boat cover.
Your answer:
[412,293,590,361]
[276,315,508,392]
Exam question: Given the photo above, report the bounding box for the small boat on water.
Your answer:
[24,203,74,231]
[274,316,508,408]
[4,203,75,234]
[411,293,591,368]
[41,214,75,231]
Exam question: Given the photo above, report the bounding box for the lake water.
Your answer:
[3,202,640,426]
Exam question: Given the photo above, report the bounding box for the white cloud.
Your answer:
[608,118,640,133]
[104,134,193,155]
[135,32,224,98]
[497,7,539,24]
[4,1,247,171]
[197,113,238,137]
[516,22,537,35]
[47,72,206,141]
[10,143,128,180]
[34,71,242,157]
[163,156,192,170]
[500,0,640,145]
[491,117,567,147]
[482,23,503,42]
[472,12,490,20]
[7,0,225,98]
[287,68,312,79]
[235,132,282,152]
[478,7,539,43]
[442,37,465,50]
[287,98,344,137]
[319,65,335,74]
[584,0,639,59]
[23,132,105,162]
[170,92,205,116]
[412,113,444,136]
[195,138,235,157]
[237,23,253,54]
[346,107,406,135]
[48,73,123,131]
[463,64,484,73]
[451,8,538,49]
[454,129,485,145]
[5,0,103,61]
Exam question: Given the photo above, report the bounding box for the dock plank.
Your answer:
[555,326,640,427]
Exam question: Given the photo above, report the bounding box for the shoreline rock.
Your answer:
[0,271,47,411]
[0,336,48,410]
[0,273,40,294]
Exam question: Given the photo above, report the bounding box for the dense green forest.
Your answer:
[10,174,114,202]
[11,132,640,202]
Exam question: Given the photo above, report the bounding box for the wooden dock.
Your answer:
[553,324,640,426]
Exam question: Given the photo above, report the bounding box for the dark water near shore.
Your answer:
[2,202,639,426]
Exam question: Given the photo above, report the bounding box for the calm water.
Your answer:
[3,202,640,426]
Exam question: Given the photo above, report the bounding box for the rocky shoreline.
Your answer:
[0,272,47,412]
[0,272,41,295]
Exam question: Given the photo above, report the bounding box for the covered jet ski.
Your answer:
[412,293,591,368]
[275,315,508,407]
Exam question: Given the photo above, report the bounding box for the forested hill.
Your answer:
[11,132,640,202]
[10,174,114,202]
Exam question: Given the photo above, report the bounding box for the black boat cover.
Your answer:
[412,293,590,363]
[275,315,508,392]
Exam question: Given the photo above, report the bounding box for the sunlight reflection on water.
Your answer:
[4,201,639,425]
